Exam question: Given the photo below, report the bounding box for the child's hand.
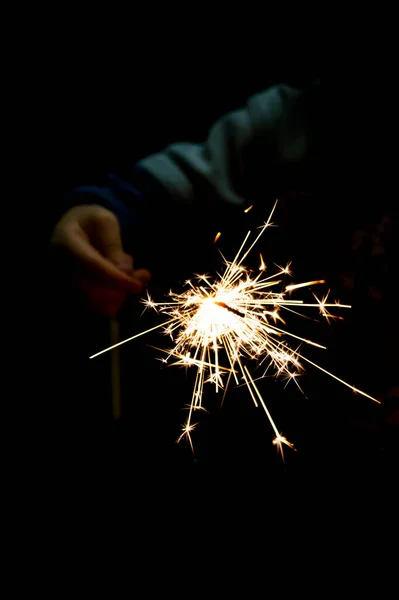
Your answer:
[51,205,151,316]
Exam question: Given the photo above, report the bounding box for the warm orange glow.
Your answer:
[90,200,379,456]
[285,280,325,292]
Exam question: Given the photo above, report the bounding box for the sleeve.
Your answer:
[60,80,319,275]
[137,82,317,213]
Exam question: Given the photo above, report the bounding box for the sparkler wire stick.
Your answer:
[110,318,122,420]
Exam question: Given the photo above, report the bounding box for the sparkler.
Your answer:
[90,200,379,458]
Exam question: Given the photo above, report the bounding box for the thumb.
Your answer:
[108,251,134,275]
[90,209,150,284]
[91,210,127,264]
[100,238,139,281]
[112,252,151,285]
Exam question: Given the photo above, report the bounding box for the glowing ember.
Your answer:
[90,200,379,458]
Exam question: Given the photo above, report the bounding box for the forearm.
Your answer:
[137,82,318,214]
[56,81,319,274]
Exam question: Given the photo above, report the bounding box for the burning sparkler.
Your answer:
[90,200,379,457]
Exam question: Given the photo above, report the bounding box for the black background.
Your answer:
[20,21,398,484]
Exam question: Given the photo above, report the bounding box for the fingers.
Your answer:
[53,205,150,291]
[88,208,128,267]
[51,205,152,315]
[67,227,144,293]
[133,268,152,284]
[89,210,151,285]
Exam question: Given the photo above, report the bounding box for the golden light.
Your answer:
[90,200,379,458]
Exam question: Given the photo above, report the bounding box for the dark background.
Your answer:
[23,27,397,482]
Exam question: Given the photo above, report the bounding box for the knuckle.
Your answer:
[95,207,117,226]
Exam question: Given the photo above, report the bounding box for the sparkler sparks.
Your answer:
[90,200,379,458]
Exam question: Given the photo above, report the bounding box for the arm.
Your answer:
[136,81,318,215]
[51,80,319,312]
